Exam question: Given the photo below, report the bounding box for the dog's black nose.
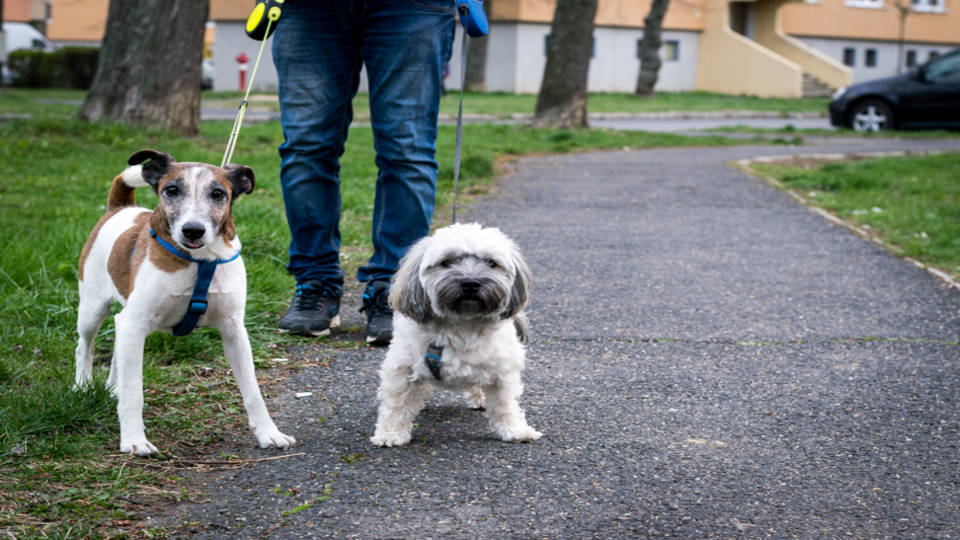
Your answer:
[181,222,206,241]
[461,280,481,293]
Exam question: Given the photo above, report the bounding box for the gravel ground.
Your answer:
[161,137,960,538]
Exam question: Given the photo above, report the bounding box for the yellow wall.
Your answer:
[753,0,851,89]
[45,0,960,45]
[781,0,960,44]
[47,0,107,42]
[696,0,804,97]
[3,0,41,22]
[492,0,708,31]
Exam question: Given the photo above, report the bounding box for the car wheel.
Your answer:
[849,100,894,132]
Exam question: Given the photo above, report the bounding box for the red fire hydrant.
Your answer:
[236,52,250,92]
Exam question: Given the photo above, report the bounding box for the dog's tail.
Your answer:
[107,165,148,211]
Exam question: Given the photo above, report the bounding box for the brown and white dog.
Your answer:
[75,149,295,455]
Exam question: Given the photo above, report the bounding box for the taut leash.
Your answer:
[221,2,282,168]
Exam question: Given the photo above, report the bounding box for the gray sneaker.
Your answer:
[279,280,341,337]
[360,280,393,346]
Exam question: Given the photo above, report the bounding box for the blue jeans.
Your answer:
[272,0,455,296]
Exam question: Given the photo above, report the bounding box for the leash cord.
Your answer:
[451,29,470,224]
[221,17,275,168]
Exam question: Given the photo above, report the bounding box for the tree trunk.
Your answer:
[0,0,6,88]
[635,0,670,97]
[80,0,209,136]
[533,0,598,128]
[464,0,492,91]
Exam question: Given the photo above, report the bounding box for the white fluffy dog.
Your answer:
[371,223,542,447]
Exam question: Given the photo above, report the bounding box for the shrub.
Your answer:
[7,47,99,88]
[56,47,100,89]
[7,49,57,87]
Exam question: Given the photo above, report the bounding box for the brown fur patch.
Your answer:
[148,207,191,273]
[107,173,137,211]
[107,212,151,298]
[78,209,121,281]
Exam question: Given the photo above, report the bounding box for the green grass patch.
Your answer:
[750,153,960,280]
[0,87,794,537]
[201,89,829,119]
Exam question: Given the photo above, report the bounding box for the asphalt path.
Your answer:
[163,136,960,538]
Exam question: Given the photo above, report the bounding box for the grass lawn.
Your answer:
[202,89,831,119]
[748,153,960,281]
[0,87,780,538]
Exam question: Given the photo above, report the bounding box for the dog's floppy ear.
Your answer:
[501,247,531,320]
[224,164,256,198]
[389,239,435,323]
[127,149,174,191]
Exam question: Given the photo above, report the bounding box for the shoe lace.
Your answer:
[294,282,332,311]
[360,286,392,317]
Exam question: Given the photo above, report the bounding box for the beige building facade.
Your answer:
[13,0,960,96]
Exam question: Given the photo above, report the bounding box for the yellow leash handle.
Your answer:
[246,0,283,41]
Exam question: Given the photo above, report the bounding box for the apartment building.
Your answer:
[8,0,960,97]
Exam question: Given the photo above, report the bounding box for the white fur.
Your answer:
[75,160,295,456]
[371,223,541,446]
[121,165,147,188]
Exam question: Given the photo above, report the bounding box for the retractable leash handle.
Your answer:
[246,0,284,41]
[456,0,489,38]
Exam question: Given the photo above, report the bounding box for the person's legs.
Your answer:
[359,0,456,285]
[272,2,363,335]
[273,1,364,296]
[356,0,455,344]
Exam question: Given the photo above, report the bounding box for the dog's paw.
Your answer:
[256,430,296,450]
[463,388,486,410]
[370,431,411,447]
[500,426,542,443]
[120,438,159,456]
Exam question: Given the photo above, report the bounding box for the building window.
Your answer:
[929,50,941,60]
[865,48,877,67]
[911,0,945,12]
[906,50,917,67]
[843,48,856,67]
[845,0,883,8]
[662,40,680,62]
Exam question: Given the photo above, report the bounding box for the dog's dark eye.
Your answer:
[211,188,227,201]
[440,259,454,268]
[485,258,499,269]
[163,185,180,197]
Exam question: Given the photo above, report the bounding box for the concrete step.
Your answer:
[802,73,834,98]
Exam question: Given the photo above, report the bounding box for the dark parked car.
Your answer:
[829,47,960,132]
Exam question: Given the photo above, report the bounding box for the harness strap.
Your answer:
[424,343,444,381]
[149,228,240,336]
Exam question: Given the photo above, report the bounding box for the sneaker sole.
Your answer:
[280,315,341,338]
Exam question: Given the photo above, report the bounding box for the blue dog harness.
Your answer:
[149,228,240,336]
[424,344,444,381]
